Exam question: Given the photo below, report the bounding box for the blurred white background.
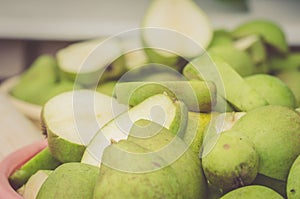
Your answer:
[0,0,299,79]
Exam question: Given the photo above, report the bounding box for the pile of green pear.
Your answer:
[8,0,300,199]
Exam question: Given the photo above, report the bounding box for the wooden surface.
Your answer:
[0,91,44,161]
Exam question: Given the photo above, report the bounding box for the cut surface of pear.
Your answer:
[142,0,213,64]
[56,38,125,86]
[22,170,52,199]
[42,90,128,163]
[81,94,187,167]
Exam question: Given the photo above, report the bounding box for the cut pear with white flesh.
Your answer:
[42,90,128,163]
[81,94,187,167]
[56,38,124,86]
[22,170,52,199]
[142,0,213,63]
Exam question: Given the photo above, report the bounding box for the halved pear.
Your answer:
[245,74,297,108]
[232,19,288,54]
[56,38,125,86]
[141,0,213,66]
[115,80,217,112]
[81,93,187,167]
[42,90,128,163]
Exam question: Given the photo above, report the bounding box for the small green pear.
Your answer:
[232,105,300,181]
[37,163,99,199]
[202,130,259,191]
[93,140,183,199]
[220,185,284,199]
[287,155,300,199]
[9,147,61,190]
[245,74,297,108]
[276,70,300,106]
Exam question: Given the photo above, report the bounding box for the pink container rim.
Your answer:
[0,140,48,199]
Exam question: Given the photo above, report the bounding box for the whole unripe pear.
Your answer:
[232,105,300,181]
[202,130,259,191]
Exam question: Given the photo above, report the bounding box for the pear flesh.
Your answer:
[81,94,187,167]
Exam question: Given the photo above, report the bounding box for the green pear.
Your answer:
[270,52,300,72]
[183,53,268,111]
[183,112,213,154]
[42,90,128,163]
[9,147,61,190]
[276,70,300,106]
[141,0,213,67]
[21,170,52,199]
[208,45,255,77]
[220,185,284,199]
[287,155,300,199]
[93,140,183,199]
[115,80,217,112]
[232,19,288,54]
[245,74,297,108]
[232,105,300,181]
[128,120,208,198]
[81,94,187,167]
[96,80,117,96]
[202,130,259,191]
[56,38,126,87]
[37,163,99,199]
[10,55,59,105]
[209,29,233,48]
[252,174,286,198]
[235,36,267,65]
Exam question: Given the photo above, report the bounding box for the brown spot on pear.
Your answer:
[202,130,259,191]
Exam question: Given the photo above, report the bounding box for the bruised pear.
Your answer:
[202,130,259,191]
